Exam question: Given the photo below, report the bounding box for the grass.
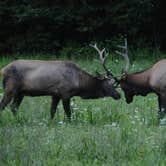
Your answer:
[0,52,166,166]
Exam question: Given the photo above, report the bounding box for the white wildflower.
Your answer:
[58,121,63,125]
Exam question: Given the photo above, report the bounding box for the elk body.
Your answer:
[0,48,120,120]
[114,39,166,118]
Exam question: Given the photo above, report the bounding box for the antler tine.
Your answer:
[90,43,109,73]
[90,44,105,59]
[123,38,130,71]
[115,38,130,72]
[90,43,120,85]
[117,45,126,49]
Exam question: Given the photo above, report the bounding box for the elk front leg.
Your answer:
[50,96,60,119]
[158,95,166,119]
[62,98,71,121]
[10,94,24,115]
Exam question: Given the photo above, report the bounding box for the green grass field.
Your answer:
[0,53,166,166]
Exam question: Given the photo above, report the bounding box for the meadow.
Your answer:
[0,51,166,166]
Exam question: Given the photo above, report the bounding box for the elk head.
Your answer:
[90,43,121,100]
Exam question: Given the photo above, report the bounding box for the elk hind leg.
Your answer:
[0,91,14,111]
[0,77,17,111]
[10,94,24,115]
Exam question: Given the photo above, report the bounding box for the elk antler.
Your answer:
[89,43,109,74]
[115,38,130,72]
[90,43,119,86]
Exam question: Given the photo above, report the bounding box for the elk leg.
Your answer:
[0,77,17,111]
[62,99,71,120]
[158,95,161,111]
[0,92,14,111]
[158,95,166,119]
[50,96,60,119]
[10,94,24,115]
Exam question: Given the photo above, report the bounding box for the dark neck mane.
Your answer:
[78,73,105,99]
[127,70,152,96]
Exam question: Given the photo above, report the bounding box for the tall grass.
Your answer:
[0,51,166,166]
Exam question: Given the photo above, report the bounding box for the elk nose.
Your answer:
[114,92,121,100]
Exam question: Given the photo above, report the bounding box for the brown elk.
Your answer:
[113,38,166,118]
[0,45,120,120]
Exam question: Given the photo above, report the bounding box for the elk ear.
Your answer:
[95,71,104,80]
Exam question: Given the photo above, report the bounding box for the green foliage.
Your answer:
[0,53,166,165]
[0,0,162,55]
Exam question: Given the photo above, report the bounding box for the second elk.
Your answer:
[114,38,166,119]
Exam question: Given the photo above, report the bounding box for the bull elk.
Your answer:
[114,38,166,118]
[0,45,120,120]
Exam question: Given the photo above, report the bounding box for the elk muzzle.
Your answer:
[109,84,121,100]
[113,91,121,100]
[125,93,133,104]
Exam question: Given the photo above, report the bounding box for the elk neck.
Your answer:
[127,69,152,95]
[78,72,105,99]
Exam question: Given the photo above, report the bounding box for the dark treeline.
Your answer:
[0,0,165,54]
